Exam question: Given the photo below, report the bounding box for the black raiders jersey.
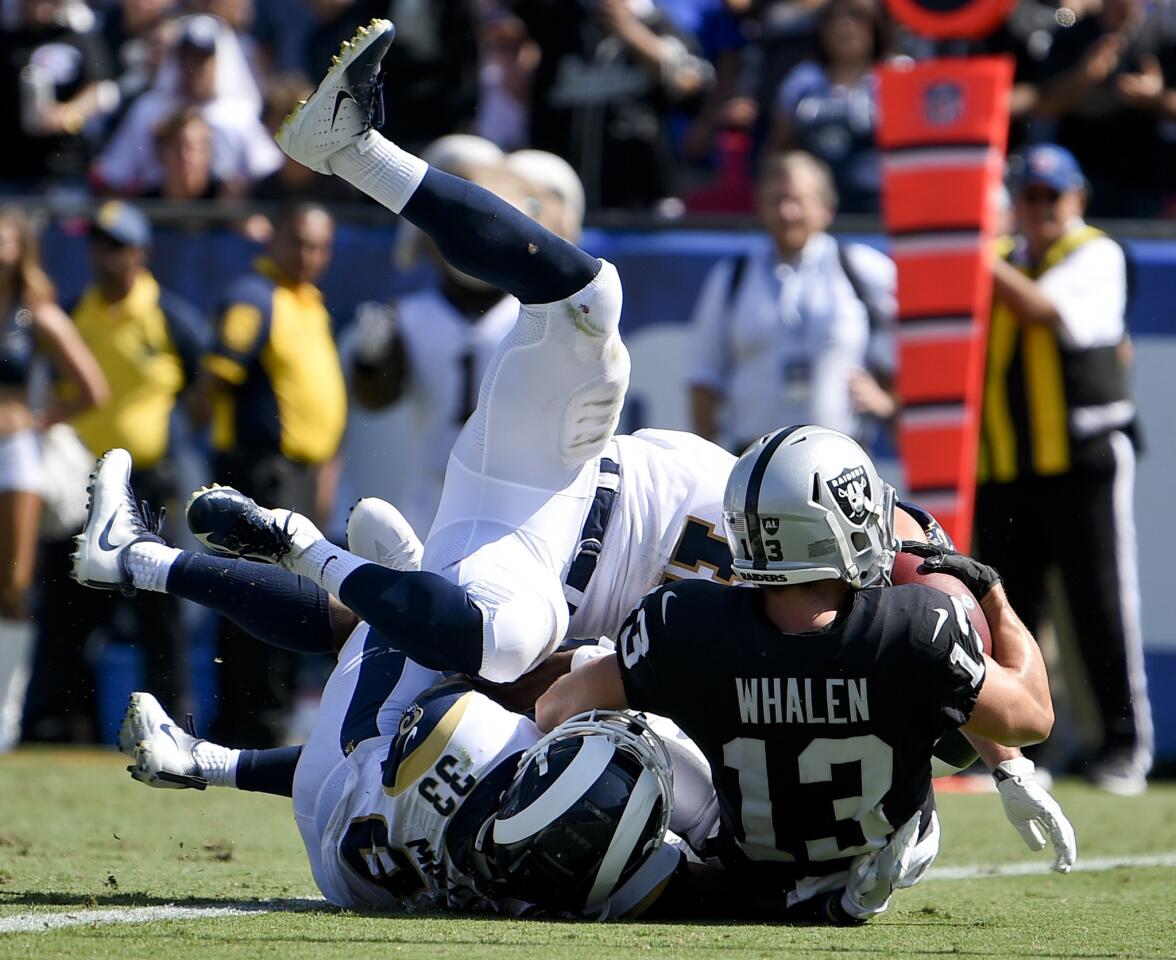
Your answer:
[615,578,985,882]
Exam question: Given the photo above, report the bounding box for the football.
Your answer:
[890,549,993,656]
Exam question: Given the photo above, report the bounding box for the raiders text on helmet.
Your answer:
[722,425,897,588]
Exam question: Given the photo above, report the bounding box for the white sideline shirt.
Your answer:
[1021,220,1127,350]
[687,232,895,446]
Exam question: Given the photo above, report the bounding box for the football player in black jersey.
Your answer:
[537,425,1063,923]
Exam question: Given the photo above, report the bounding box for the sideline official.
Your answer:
[978,144,1151,795]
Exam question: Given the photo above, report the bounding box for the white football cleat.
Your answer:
[118,692,207,790]
[71,448,166,594]
[346,497,423,571]
[275,18,395,173]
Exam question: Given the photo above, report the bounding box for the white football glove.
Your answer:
[841,811,923,920]
[994,757,1076,874]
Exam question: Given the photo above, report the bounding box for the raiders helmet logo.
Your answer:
[826,466,871,525]
[762,517,780,535]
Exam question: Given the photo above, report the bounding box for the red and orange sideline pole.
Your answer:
[879,0,1014,548]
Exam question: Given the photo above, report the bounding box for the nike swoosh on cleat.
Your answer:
[331,89,356,129]
[98,514,121,552]
[159,723,183,747]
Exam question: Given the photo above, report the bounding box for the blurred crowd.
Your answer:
[0,0,1155,790]
[4,0,1176,217]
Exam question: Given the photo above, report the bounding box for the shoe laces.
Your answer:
[267,511,296,560]
[123,479,167,537]
[355,71,385,130]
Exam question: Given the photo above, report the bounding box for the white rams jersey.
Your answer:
[316,684,684,918]
[317,686,534,913]
[396,290,519,533]
[567,428,738,643]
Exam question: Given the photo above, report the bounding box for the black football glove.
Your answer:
[900,541,1002,601]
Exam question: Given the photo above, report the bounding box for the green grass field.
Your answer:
[1,748,1174,960]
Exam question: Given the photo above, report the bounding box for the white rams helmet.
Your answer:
[723,425,897,588]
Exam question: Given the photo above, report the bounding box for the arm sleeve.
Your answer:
[1038,238,1127,349]
[614,588,696,720]
[908,589,987,735]
[686,259,736,391]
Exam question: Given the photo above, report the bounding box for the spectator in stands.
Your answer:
[687,150,894,452]
[188,202,345,746]
[1036,0,1176,217]
[508,0,715,210]
[767,0,889,213]
[97,0,177,129]
[727,0,831,139]
[249,72,359,209]
[140,106,230,200]
[250,0,315,75]
[0,0,115,192]
[92,13,281,195]
[186,0,266,83]
[977,144,1151,795]
[0,207,107,751]
[25,201,203,745]
[970,0,1063,150]
[473,7,537,152]
[305,0,480,155]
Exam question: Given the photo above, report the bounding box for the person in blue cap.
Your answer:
[976,143,1152,795]
[23,201,205,745]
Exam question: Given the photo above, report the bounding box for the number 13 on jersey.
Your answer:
[723,735,894,862]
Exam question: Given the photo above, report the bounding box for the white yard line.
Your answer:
[928,852,1176,881]
[0,899,326,934]
[2,854,1175,934]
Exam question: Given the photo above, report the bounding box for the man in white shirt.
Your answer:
[92,15,281,194]
[978,143,1151,796]
[687,150,896,452]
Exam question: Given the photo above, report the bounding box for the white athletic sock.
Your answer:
[193,740,240,788]
[326,130,427,214]
[0,619,33,752]
[288,539,369,598]
[126,541,182,593]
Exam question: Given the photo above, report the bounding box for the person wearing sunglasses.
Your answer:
[977,143,1150,796]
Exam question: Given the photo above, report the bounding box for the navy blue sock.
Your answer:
[167,552,335,654]
[402,167,599,305]
[234,746,302,796]
[337,565,483,675]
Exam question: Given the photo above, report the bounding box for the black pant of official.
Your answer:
[208,451,321,748]
[975,429,1152,772]
[24,464,188,743]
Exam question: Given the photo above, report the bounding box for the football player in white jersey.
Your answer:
[91,19,1071,898]
[180,19,739,688]
[73,453,691,919]
[346,138,534,534]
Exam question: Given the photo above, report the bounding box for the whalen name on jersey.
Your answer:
[734,677,870,725]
